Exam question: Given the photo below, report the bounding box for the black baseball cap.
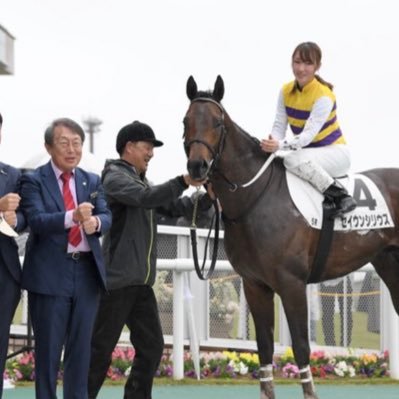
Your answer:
[116,120,163,154]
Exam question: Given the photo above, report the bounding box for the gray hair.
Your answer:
[44,117,85,145]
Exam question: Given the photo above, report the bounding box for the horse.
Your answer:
[182,75,399,399]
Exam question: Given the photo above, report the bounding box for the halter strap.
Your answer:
[191,97,225,114]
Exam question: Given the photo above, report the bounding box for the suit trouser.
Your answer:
[29,256,100,399]
[0,266,20,399]
[88,286,164,399]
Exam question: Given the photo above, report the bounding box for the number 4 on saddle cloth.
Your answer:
[286,172,395,232]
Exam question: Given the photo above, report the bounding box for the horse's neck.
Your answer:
[220,117,267,178]
[213,116,282,220]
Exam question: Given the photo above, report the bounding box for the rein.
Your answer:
[189,190,220,280]
[229,153,276,192]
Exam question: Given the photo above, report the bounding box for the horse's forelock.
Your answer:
[194,90,214,100]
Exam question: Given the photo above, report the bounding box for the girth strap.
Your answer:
[307,198,335,283]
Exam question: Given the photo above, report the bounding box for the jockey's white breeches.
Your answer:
[282,144,351,192]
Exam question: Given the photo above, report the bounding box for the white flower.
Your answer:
[334,361,348,377]
[348,366,356,377]
[228,359,238,372]
[238,361,248,375]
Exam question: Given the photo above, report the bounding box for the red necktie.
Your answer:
[61,172,82,247]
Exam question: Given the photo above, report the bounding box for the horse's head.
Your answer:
[183,75,226,181]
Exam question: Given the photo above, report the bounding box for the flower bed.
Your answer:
[5,347,390,383]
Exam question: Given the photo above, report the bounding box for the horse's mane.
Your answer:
[231,123,267,160]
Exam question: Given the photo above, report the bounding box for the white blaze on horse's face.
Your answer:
[184,100,224,181]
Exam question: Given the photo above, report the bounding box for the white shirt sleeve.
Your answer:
[277,95,334,150]
[270,90,288,140]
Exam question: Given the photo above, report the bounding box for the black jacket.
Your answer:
[101,159,212,289]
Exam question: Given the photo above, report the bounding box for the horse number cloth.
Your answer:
[286,172,395,231]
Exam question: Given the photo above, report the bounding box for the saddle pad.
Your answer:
[286,172,395,231]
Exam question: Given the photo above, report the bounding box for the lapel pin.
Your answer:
[90,191,98,200]
[83,181,87,186]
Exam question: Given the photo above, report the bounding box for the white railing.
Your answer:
[10,225,399,380]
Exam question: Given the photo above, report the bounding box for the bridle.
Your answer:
[183,97,227,179]
[183,97,225,280]
[183,96,275,279]
[184,96,275,192]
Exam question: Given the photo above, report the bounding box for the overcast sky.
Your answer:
[1,0,398,183]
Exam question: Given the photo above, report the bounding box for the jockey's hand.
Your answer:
[260,135,279,153]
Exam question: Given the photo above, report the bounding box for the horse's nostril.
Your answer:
[187,159,209,180]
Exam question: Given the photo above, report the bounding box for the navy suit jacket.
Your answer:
[0,162,26,283]
[20,162,111,295]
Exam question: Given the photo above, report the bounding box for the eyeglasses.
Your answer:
[55,139,83,150]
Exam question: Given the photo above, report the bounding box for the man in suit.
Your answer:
[20,118,111,399]
[0,112,26,399]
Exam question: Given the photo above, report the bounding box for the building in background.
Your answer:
[0,24,15,75]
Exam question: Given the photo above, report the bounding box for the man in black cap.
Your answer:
[88,121,212,399]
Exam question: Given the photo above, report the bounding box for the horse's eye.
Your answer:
[214,119,223,129]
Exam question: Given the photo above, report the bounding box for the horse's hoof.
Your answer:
[260,388,275,399]
[304,393,319,399]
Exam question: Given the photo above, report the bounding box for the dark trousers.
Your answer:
[0,266,20,399]
[29,257,100,399]
[320,278,353,346]
[88,286,164,399]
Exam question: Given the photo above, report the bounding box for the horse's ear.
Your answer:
[213,75,225,102]
[186,76,198,100]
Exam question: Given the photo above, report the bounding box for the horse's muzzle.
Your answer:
[187,159,210,181]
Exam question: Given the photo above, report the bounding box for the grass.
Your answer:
[243,306,380,350]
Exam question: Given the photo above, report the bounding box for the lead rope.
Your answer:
[191,187,201,228]
[190,188,220,280]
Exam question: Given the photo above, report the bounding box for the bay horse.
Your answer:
[183,75,399,399]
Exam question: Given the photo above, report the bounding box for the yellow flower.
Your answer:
[361,353,377,365]
[223,351,239,362]
[281,347,294,361]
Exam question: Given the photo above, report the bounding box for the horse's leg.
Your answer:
[372,249,399,314]
[280,282,319,399]
[243,280,276,399]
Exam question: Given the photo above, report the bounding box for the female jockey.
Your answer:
[261,41,356,217]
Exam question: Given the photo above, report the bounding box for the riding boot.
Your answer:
[323,182,357,217]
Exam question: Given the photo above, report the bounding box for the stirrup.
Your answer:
[330,196,357,218]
